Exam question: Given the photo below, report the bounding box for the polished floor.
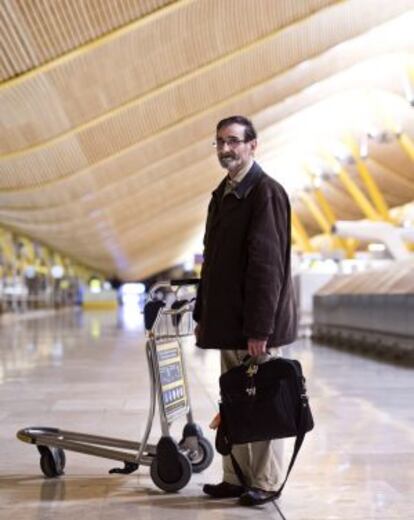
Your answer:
[0,306,413,520]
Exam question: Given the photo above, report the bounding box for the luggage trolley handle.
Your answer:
[171,279,199,305]
[148,278,199,300]
[144,280,199,336]
[170,278,199,287]
[161,299,197,337]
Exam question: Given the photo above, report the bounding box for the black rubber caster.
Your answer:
[181,436,214,473]
[38,446,66,478]
[150,452,192,492]
[151,436,192,492]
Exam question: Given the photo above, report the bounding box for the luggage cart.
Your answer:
[17,279,214,492]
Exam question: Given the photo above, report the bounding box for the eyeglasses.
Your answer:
[212,137,247,149]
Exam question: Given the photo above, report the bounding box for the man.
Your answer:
[193,115,297,507]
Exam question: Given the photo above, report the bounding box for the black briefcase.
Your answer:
[216,356,314,497]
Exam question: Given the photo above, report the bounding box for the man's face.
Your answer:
[216,123,257,174]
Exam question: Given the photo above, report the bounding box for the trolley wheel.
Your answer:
[39,447,65,478]
[186,437,214,473]
[150,452,192,492]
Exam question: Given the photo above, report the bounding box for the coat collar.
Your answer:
[212,161,264,201]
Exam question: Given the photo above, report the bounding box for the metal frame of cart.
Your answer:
[17,279,214,492]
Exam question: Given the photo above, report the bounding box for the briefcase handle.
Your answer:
[240,353,273,366]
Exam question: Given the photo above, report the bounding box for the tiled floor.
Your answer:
[0,307,413,519]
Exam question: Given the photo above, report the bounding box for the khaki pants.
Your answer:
[221,349,284,491]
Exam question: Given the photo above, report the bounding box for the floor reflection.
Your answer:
[116,302,144,332]
[0,307,413,520]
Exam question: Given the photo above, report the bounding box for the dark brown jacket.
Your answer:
[194,161,297,349]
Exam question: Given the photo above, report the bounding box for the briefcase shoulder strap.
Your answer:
[229,386,309,498]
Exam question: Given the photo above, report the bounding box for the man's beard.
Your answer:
[218,153,239,170]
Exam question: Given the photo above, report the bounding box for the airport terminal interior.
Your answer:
[0,1,413,519]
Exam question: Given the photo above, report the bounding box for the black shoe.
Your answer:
[203,481,244,498]
[239,488,279,506]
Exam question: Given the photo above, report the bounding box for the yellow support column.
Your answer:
[313,188,355,258]
[291,211,314,253]
[0,229,15,264]
[344,137,391,221]
[354,160,391,218]
[303,169,355,256]
[53,252,64,267]
[322,153,382,221]
[299,191,347,252]
[312,189,336,226]
[397,132,414,162]
[303,169,338,226]
[20,237,36,266]
[373,100,414,162]
[299,191,331,234]
[40,246,52,269]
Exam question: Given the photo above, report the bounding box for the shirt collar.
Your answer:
[213,161,264,201]
[228,157,254,185]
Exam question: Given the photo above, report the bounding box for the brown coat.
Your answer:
[194,161,297,349]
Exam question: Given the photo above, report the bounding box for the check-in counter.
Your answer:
[82,289,118,310]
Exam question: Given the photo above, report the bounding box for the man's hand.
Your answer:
[247,338,268,357]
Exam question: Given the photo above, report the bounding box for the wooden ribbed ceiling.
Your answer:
[0,0,413,280]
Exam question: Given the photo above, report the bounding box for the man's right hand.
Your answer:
[248,338,268,357]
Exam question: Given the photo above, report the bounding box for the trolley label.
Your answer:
[156,341,187,416]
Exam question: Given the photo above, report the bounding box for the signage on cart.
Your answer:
[157,341,188,417]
